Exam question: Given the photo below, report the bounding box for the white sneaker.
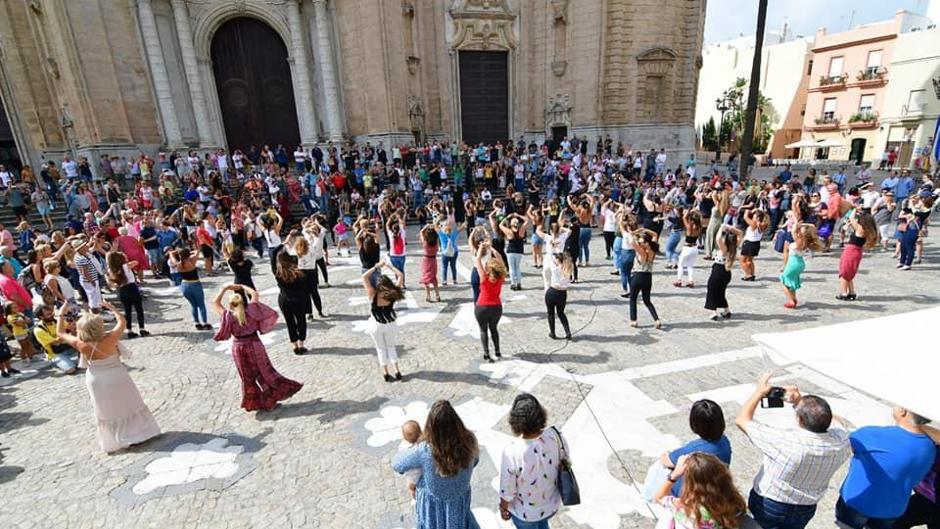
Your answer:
[901,265,911,270]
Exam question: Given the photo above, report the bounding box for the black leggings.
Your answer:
[603,231,616,258]
[303,269,323,315]
[118,283,145,331]
[268,245,282,275]
[279,301,307,343]
[893,492,939,529]
[566,249,579,280]
[315,257,329,285]
[545,287,570,337]
[474,304,502,356]
[629,272,659,322]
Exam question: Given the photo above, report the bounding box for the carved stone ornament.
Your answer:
[551,60,567,77]
[408,95,426,131]
[406,56,420,75]
[933,75,940,100]
[637,47,678,75]
[448,0,517,50]
[550,0,568,23]
[545,93,571,126]
[28,0,44,15]
[402,0,415,17]
[44,57,60,79]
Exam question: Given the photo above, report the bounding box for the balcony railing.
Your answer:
[902,103,926,116]
[819,74,848,87]
[813,115,841,127]
[848,111,878,123]
[856,66,887,82]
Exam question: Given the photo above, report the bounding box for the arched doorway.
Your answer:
[211,17,300,153]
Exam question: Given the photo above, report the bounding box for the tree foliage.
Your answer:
[721,77,778,154]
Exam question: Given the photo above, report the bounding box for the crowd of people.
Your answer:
[0,135,937,529]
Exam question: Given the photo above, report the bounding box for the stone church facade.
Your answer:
[0,0,705,170]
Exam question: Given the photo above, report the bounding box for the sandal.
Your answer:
[784,301,797,309]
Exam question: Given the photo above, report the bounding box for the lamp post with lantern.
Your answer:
[715,96,732,164]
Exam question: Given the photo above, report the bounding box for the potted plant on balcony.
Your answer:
[848,111,877,124]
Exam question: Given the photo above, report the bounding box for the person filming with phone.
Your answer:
[734,372,851,529]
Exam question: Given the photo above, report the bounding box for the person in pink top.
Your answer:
[0,259,33,315]
[0,223,15,255]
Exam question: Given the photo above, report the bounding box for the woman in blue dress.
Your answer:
[393,400,480,529]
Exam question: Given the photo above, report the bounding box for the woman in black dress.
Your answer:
[275,251,311,355]
[704,225,742,321]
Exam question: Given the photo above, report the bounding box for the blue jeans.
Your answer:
[441,254,458,283]
[835,496,898,529]
[748,489,817,529]
[180,281,208,324]
[899,235,917,266]
[470,267,481,303]
[578,228,591,264]
[612,236,623,269]
[507,252,523,285]
[511,513,552,529]
[664,231,682,263]
[389,255,406,284]
[619,249,635,292]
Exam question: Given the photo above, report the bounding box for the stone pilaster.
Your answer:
[170,0,215,148]
[286,0,318,145]
[312,0,344,141]
[136,0,182,147]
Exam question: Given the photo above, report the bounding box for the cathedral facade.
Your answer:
[0,0,706,169]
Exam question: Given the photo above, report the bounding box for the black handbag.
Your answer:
[551,426,580,506]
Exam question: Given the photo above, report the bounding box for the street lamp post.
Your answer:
[715,97,731,164]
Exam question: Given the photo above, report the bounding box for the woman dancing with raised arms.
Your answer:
[543,251,573,340]
[704,224,742,321]
[739,209,768,281]
[780,223,823,309]
[630,228,662,329]
[675,209,703,288]
[836,209,879,301]
[362,262,405,382]
[212,284,302,411]
[474,240,507,363]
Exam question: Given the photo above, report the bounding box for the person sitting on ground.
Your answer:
[659,399,732,497]
[653,452,748,529]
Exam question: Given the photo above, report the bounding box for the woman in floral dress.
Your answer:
[653,452,747,529]
[211,284,302,411]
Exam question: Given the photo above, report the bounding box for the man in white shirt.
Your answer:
[736,372,851,529]
[655,149,667,174]
[0,165,11,188]
[62,156,79,180]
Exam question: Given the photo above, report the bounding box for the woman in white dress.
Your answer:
[56,302,160,453]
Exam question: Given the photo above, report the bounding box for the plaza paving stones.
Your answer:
[0,232,936,529]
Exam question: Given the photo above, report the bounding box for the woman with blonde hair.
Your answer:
[393,400,480,529]
[780,223,824,309]
[474,242,507,363]
[653,452,747,529]
[290,229,325,320]
[211,284,302,411]
[56,302,161,452]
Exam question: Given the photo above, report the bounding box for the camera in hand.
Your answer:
[761,386,787,408]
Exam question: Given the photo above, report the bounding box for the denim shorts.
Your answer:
[52,351,77,372]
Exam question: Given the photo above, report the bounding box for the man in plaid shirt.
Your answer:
[736,372,851,529]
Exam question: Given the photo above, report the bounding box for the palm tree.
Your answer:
[739,0,769,178]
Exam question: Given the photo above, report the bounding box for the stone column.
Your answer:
[170,0,215,148]
[312,0,344,141]
[136,0,183,147]
[286,0,318,145]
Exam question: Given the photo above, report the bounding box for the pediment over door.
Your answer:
[448,0,517,51]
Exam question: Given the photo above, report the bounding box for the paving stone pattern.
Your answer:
[0,230,936,529]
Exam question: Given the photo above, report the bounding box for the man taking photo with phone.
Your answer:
[735,372,851,529]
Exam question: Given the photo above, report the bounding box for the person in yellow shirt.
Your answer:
[4,301,37,364]
[32,302,78,374]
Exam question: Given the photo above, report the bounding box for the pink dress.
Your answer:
[213,302,302,411]
[420,241,438,286]
[116,235,149,271]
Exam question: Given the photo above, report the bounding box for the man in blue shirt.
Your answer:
[832,166,847,194]
[895,170,915,204]
[880,171,898,194]
[778,164,793,184]
[660,399,732,496]
[837,406,938,529]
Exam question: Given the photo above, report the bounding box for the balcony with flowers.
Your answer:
[853,66,888,87]
[815,73,848,92]
[811,114,842,130]
[847,110,878,129]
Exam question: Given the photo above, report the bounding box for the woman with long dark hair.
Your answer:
[836,209,879,300]
[675,210,703,288]
[543,251,573,341]
[419,224,441,303]
[105,251,149,338]
[500,213,529,291]
[211,284,302,412]
[275,250,311,354]
[167,248,211,330]
[629,228,662,329]
[291,230,325,319]
[362,262,405,382]
[739,209,769,281]
[393,400,480,529]
[704,225,742,321]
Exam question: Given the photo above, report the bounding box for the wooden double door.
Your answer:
[459,51,509,146]
[211,17,300,153]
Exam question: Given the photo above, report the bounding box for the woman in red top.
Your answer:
[473,241,507,363]
[195,216,215,275]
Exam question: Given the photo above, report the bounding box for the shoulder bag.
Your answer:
[550,426,580,506]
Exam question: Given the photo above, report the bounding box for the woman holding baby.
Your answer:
[393,400,481,529]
